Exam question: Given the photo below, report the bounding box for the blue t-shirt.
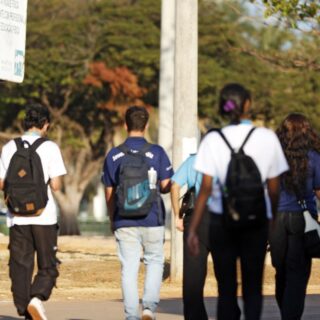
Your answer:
[172,154,217,207]
[171,155,202,194]
[278,150,320,215]
[103,137,173,229]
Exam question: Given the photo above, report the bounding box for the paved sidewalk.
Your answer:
[0,296,320,319]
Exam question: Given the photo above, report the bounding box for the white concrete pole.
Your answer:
[158,0,175,160]
[171,0,198,280]
[158,0,176,243]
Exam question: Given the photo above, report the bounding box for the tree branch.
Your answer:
[234,47,320,71]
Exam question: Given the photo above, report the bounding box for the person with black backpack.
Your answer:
[187,83,289,320]
[102,106,173,320]
[0,104,67,320]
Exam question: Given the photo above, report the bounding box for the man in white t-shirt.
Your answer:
[0,104,67,320]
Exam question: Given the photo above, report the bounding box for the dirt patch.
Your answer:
[1,235,320,302]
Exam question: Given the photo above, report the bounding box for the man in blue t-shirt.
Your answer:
[103,106,173,320]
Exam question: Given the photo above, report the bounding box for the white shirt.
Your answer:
[195,123,289,217]
[0,134,67,227]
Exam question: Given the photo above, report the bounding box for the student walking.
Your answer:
[103,106,173,320]
[188,83,288,320]
[171,154,213,320]
[269,113,320,320]
[0,103,67,320]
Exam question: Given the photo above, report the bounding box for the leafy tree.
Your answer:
[0,0,153,234]
[247,1,320,72]
[198,1,320,130]
[255,0,320,26]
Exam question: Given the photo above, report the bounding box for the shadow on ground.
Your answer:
[157,295,320,319]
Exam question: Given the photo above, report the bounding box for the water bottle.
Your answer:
[148,167,157,189]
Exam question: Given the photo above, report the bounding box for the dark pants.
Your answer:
[9,224,59,317]
[210,214,268,320]
[269,212,312,320]
[183,209,212,320]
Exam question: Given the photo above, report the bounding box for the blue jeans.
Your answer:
[114,226,165,320]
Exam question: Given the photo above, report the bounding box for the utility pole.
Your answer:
[158,0,175,253]
[158,0,175,160]
[171,0,198,280]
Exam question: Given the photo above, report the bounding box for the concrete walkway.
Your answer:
[0,296,320,320]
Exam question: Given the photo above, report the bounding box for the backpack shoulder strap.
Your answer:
[139,142,153,154]
[213,129,234,153]
[239,127,256,152]
[13,138,23,150]
[117,143,130,154]
[117,142,152,155]
[30,137,48,152]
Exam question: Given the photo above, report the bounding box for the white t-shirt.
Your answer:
[0,134,67,227]
[195,123,289,217]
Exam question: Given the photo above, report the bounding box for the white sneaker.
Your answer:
[27,297,48,320]
[142,309,155,320]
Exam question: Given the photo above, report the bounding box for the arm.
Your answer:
[170,182,184,231]
[158,146,173,194]
[0,179,4,191]
[267,176,280,220]
[160,178,171,194]
[315,189,320,200]
[188,174,212,255]
[105,186,116,232]
[49,176,62,192]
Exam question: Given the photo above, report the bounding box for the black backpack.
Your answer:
[116,143,157,218]
[216,127,267,229]
[4,137,49,216]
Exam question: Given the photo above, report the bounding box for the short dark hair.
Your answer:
[219,83,251,124]
[23,103,51,131]
[125,106,149,132]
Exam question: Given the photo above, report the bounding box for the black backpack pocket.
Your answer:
[6,183,45,216]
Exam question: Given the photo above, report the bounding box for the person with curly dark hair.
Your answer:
[270,113,320,320]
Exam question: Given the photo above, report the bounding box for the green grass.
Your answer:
[0,217,111,237]
[0,219,8,235]
[79,220,112,237]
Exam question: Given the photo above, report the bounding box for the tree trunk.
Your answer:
[58,199,81,235]
[53,152,105,235]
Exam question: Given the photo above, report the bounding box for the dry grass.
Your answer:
[1,235,320,302]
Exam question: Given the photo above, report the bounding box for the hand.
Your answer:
[109,221,115,234]
[175,216,184,232]
[187,230,199,256]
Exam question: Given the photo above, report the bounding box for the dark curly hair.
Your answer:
[276,113,320,195]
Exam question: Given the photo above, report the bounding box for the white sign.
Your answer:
[182,137,198,161]
[0,0,28,83]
